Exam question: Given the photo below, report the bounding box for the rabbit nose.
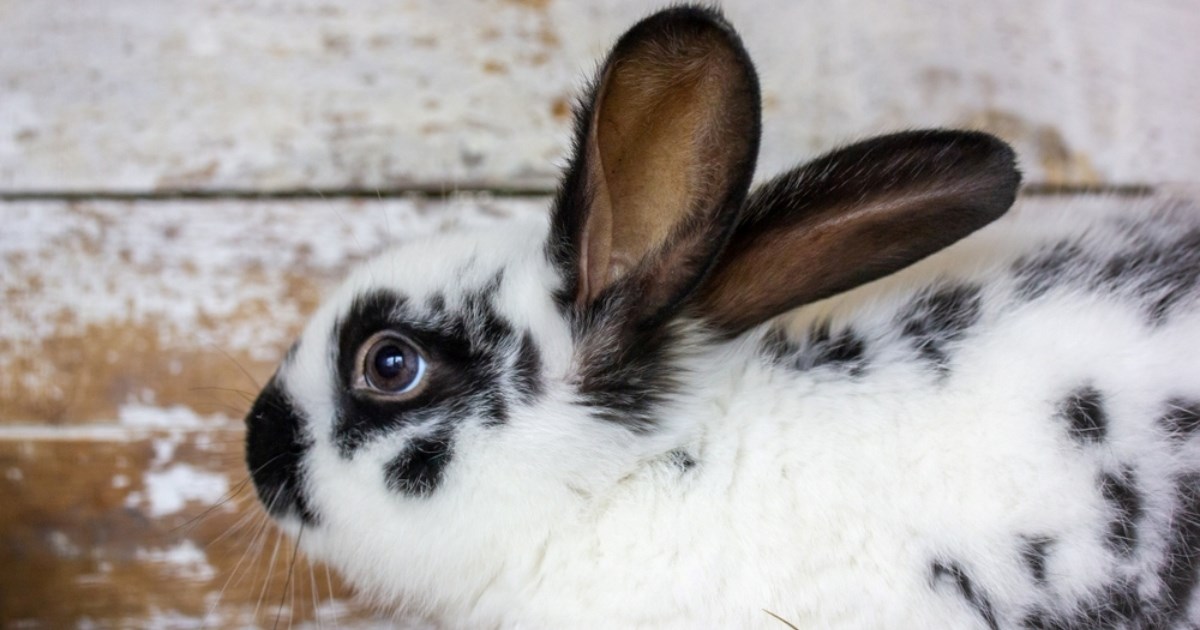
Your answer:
[245,377,317,524]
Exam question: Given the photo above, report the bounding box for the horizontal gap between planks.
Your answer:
[0,183,1157,202]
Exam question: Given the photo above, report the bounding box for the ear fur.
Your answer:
[547,5,761,338]
[696,130,1021,334]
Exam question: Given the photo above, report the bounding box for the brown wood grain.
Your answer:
[0,434,380,627]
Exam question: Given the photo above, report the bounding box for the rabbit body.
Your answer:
[244,6,1200,628]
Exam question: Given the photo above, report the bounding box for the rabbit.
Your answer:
[244,5,1200,628]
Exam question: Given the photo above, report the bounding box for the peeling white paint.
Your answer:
[141,464,230,518]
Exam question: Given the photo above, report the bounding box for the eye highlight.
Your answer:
[355,332,428,399]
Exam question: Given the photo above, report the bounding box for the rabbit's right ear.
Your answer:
[547,6,761,337]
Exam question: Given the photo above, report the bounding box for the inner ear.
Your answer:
[548,6,761,333]
[587,39,740,296]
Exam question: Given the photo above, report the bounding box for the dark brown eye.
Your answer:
[356,333,428,398]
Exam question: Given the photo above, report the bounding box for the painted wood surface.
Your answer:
[2,0,1199,192]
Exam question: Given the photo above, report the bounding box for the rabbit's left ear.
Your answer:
[547,6,761,334]
[695,130,1021,335]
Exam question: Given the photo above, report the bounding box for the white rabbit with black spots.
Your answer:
[245,6,1200,628]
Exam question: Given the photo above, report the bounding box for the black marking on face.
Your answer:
[1099,467,1143,557]
[762,322,868,376]
[899,284,982,374]
[929,560,999,630]
[1059,386,1107,445]
[1020,536,1052,585]
[569,292,685,433]
[331,283,518,456]
[512,331,543,404]
[244,378,318,524]
[1161,398,1200,441]
[384,425,455,498]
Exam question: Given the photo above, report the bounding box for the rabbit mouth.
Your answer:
[244,375,318,525]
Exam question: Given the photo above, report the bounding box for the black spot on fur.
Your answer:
[764,322,868,376]
[512,331,543,404]
[1098,228,1200,324]
[1162,398,1200,441]
[1099,468,1143,557]
[1013,241,1086,300]
[1159,473,1200,624]
[244,379,318,524]
[930,560,999,630]
[1020,537,1053,585]
[667,449,696,472]
[384,426,454,497]
[1017,474,1199,630]
[899,284,983,374]
[428,292,446,314]
[332,285,518,455]
[1012,217,1200,327]
[1023,581,1142,629]
[1059,386,1107,445]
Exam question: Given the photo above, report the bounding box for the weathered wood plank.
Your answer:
[2,0,1197,192]
[0,198,544,425]
[0,430,389,627]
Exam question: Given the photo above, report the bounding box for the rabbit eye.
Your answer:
[356,332,428,398]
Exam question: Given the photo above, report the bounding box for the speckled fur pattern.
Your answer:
[241,7,1200,629]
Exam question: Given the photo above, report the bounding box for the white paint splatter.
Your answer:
[135,540,216,582]
[142,464,229,517]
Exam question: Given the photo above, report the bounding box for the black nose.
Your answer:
[245,378,317,524]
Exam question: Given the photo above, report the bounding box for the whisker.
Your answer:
[273,524,305,630]
[208,343,265,390]
[309,558,324,630]
[325,563,343,630]
[205,509,270,627]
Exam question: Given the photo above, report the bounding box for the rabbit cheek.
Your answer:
[245,377,317,524]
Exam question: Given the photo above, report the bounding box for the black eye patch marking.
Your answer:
[331,281,525,457]
[762,321,868,377]
[1058,386,1107,445]
[1099,467,1143,557]
[929,560,999,630]
[898,284,983,375]
[1161,398,1200,441]
[384,425,455,498]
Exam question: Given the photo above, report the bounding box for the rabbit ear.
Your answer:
[696,130,1021,335]
[547,6,760,333]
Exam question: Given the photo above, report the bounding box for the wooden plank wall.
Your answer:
[2,1,1198,627]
